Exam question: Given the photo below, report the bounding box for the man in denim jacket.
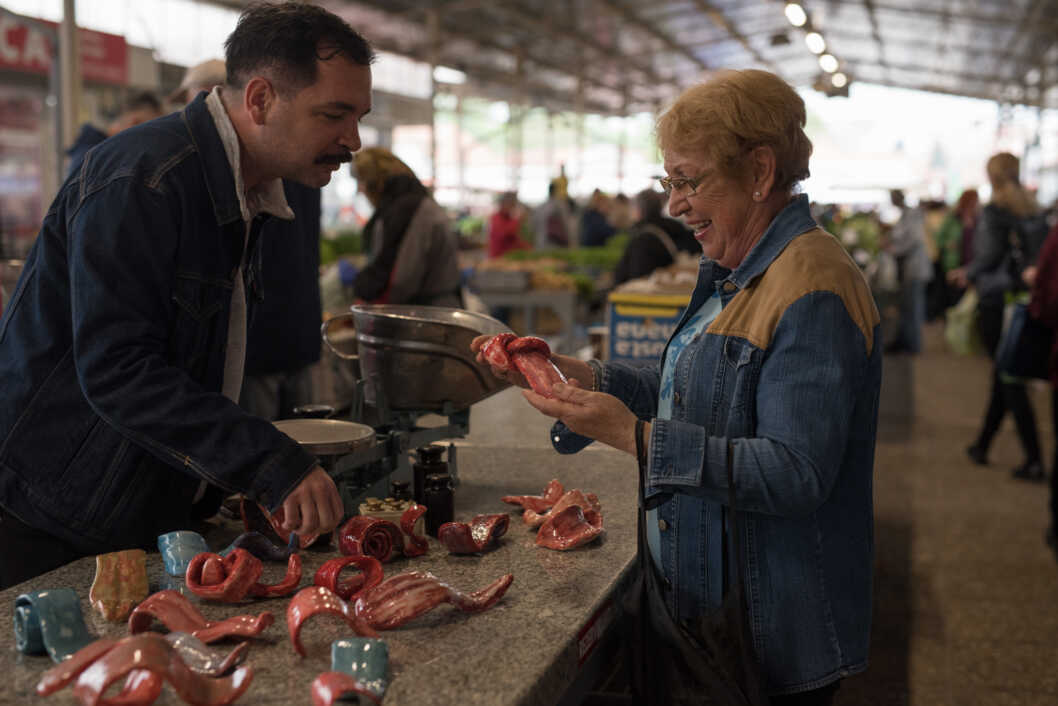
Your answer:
[0,3,373,588]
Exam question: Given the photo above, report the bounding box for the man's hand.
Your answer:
[280,466,344,536]
[521,381,639,456]
[947,267,969,289]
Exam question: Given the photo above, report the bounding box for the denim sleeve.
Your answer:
[67,179,317,509]
[647,291,872,517]
[550,359,662,454]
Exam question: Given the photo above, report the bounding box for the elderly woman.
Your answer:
[350,147,462,306]
[474,70,880,704]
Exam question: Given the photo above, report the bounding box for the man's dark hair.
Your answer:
[123,91,162,115]
[635,188,664,221]
[224,1,374,97]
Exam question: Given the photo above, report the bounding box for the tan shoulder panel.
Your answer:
[706,229,880,354]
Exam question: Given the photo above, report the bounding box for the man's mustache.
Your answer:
[314,152,353,165]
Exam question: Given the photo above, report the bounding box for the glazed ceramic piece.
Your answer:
[287,586,367,658]
[352,571,515,638]
[240,497,319,549]
[158,531,211,576]
[164,633,249,677]
[437,513,510,554]
[185,549,302,601]
[400,504,429,557]
[36,633,253,705]
[311,671,382,706]
[337,516,404,562]
[331,638,388,700]
[88,549,149,622]
[314,555,384,601]
[14,588,94,663]
[218,531,299,562]
[128,590,274,644]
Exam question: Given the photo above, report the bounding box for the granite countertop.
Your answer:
[2,438,637,705]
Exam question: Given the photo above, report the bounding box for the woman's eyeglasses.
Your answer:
[657,168,715,195]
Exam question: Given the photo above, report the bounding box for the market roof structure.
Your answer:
[206,0,1058,113]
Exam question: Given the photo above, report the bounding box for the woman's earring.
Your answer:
[753,191,762,200]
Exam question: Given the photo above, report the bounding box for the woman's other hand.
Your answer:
[522,381,638,456]
[471,334,530,388]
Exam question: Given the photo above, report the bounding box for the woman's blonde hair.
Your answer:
[986,152,1037,217]
[352,147,415,205]
[656,69,812,194]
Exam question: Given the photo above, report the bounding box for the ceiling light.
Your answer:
[784,3,807,27]
[1025,67,1041,85]
[433,65,467,85]
[804,32,825,54]
[831,72,848,88]
[819,54,839,73]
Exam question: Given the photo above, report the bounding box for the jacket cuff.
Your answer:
[549,420,595,454]
[243,434,320,512]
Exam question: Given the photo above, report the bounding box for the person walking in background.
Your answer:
[1022,220,1058,554]
[350,147,462,307]
[532,179,571,248]
[487,191,530,258]
[579,188,616,247]
[612,188,699,286]
[66,92,163,177]
[932,189,979,310]
[885,189,933,353]
[950,153,1047,481]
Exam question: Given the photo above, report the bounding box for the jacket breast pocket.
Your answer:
[723,337,760,435]
[169,272,231,377]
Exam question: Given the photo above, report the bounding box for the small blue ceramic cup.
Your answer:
[14,588,94,662]
[331,637,389,700]
[157,530,210,576]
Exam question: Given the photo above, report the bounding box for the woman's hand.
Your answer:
[1023,265,1038,287]
[471,334,530,388]
[521,381,638,456]
[946,267,969,288]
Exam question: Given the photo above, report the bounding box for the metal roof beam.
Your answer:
[843,59,1018,89]
[596,0,711,72]
[489,0,676,88]
[828,1,1058,32]
[687,0,778,71]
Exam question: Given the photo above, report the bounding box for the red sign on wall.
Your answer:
[0,12,128,86]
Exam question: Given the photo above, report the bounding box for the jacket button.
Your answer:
[722,281,737,293]
[658,518,668,531]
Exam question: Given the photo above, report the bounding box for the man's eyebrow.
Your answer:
[315,101,358,112]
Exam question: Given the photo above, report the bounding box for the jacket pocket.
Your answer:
[722,337,760,435]
[169,272,230,378]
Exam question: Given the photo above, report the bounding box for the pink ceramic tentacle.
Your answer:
[399,504,428,557]
[287,586,377,657]
[128,590,274,644]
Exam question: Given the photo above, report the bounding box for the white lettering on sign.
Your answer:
[576,599,615,666]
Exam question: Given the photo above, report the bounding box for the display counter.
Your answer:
[2,427,637,705]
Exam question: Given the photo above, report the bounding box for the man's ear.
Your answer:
[750,145,777,200]
[244,77,276,126]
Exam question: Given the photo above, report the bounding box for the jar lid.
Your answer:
[424,472,451,487]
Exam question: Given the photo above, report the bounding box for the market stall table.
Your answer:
[3,442,637,705]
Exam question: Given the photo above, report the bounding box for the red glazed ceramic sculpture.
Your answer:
[36,633,253,706]
[129,590,274,643]
[437,514,510,554]
[313,556,384,601]
[185,549,302,602]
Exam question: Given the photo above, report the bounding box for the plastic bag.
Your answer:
[944,288,983,356]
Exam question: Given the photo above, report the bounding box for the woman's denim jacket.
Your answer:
[554,196,882,693]
[0,94,316,553]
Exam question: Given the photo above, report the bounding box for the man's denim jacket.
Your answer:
[554,196,882,693]
[0,94,317,553]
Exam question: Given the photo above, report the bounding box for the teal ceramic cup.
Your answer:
[331,637,389,700]
[14,588,94,662]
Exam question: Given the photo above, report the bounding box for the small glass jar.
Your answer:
[412,445,447,505]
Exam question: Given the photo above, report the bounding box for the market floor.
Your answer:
[838,321,1058,705]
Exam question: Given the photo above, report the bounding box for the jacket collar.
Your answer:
[718,193,818,291]
[179,92,246,227]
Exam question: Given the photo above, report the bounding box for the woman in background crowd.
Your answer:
[350,147,462,307]
[950,153,1046,481]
